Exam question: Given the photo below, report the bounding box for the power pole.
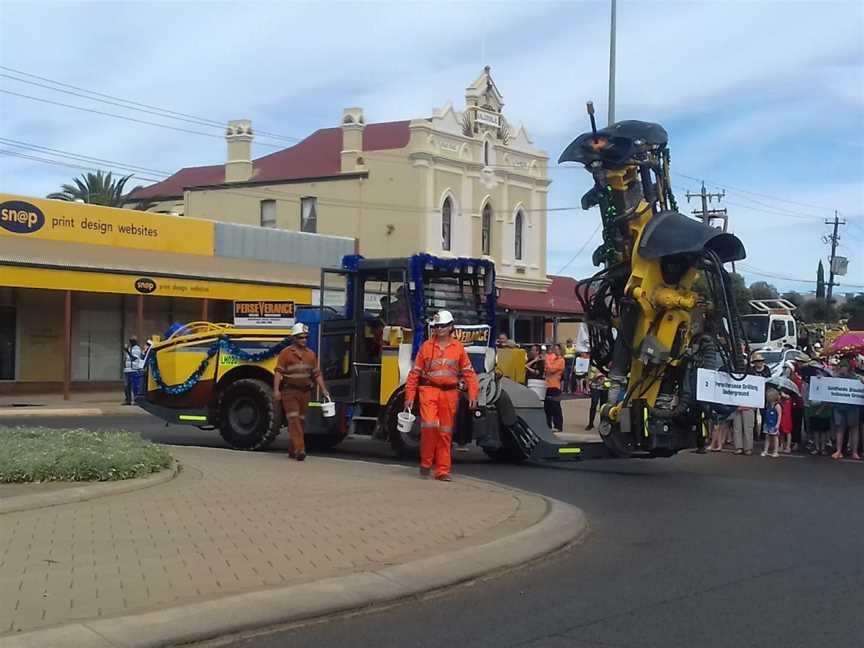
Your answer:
[823,210,846,302]
[685,181,727,227]
[607,0,617,126]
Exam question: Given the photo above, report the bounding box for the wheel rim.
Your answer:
[228,397,260,435]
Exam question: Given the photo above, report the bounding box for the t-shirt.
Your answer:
[764,403,780,434]
[545,354,565,390]
[779,398,793,434]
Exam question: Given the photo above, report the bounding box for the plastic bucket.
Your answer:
[321,399,336,418]
[527,379,547,400]
[397,411,416,433]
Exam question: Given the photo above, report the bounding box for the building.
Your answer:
[0,194,353,395]
[128,67,552,295]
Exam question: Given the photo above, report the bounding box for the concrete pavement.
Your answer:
[0,446,586,647]
[0,392,145,419]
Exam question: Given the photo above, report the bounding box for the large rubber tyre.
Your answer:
[483,417,529,464]
[386,391,420,460]
[305,434,344,451]
[217,378,282,450]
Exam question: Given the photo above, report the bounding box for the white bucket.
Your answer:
[321,399,336,418]
[527,379,547,400]
[396,411,416,433]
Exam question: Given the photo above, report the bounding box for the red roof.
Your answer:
[498,275,583,316]
[129,121,411,199]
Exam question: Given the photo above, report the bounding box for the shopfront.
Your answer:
[0,194,350,395]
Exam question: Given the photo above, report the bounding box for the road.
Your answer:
[6,415,863,648]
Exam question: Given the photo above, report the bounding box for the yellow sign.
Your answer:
[0,265,313,302]
[0,193,213,256]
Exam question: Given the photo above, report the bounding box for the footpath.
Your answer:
[0,446,586,648]
[0,392,144,420]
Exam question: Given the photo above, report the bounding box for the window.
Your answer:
[514,210,524,260]
[481,203,492,256]
[441,197,452,251]
[259,200,276,228]
[301,197,318,233]
[770,319,787,341]
[484,140,490,167]
[787,320,795,337]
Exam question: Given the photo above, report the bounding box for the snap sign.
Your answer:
[697,368,765,408]
[0,200,45,234]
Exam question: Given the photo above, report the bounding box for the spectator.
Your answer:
[122,336,143,405]
[831,358,861,461]
[782,361,806,452]
[761,387,782,458]
[585,367,609,431]
[803,371,832,456]
[779,391,794,453]
[750,352,771,442]
[497,333,509,348]
[525,345,544,382]
[544,344,565,432]
[562,339,576,393]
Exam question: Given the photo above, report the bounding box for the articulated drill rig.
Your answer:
[559,105,748,458]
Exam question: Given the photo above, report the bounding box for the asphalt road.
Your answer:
[6,416,863,648]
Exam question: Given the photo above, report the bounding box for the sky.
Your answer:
[1,0,862,294]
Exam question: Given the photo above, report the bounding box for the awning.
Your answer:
[0,236,320,302]
[498,275,583,318]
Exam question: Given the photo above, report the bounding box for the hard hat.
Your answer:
[431,310,454,326]
[290,322,309,336]
[751,352,765,362]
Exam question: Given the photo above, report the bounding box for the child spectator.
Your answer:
[761,387,782,458]
[779,392,793,453]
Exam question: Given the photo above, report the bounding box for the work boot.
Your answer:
[288,451,296,459]
[435,474,452,482]
[585,424,594,431]
[295,451,306,462]
[419,467,431,477]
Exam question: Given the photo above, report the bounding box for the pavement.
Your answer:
[0,445,587,648]
[0,392,145,419]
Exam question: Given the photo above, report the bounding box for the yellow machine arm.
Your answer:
[559,105,747,457]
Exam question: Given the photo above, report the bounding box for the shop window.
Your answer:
[514,211,524,260]
[73,293,122,381]
[301,197,318,233]
[441,197,452,251]
[481,202,492,256]
[260,200,276,228]
[0,305,15,380]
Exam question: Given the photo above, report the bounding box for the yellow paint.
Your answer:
[380,350,401,404]
[0,265,313,302]
[0,193,213,255]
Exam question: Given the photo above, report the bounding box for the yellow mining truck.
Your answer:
[139,254,585,461]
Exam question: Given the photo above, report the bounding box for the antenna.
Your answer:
[587,101,598,135]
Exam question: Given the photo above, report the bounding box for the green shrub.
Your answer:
[0,426,172,483]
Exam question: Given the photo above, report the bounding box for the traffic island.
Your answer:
[0,446,587,648]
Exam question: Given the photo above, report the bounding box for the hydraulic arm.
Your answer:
[559,104,747,457]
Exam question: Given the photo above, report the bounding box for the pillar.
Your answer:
[508,312,516,341]
[136,294,144,344]
[553,317,559,343]
[201,298,209,322]
[63,290,71,400]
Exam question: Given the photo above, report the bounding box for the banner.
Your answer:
[697,369,765,408]
[446,324,491,347]
[573,357,590,374]
[807,376,864,406]
[234,300,295,327]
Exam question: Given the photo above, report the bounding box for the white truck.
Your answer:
[740,299,798,351]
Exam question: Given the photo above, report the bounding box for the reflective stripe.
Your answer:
[299,415,305,420]
[429,358,458,367]
[420,421,439,428]
[286,412,300,418]
[439,425,453,433]
[427,369,457,378]
[283,372,312,379]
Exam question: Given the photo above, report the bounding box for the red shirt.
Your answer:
[780,398,793,434]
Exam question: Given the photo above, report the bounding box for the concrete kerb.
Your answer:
[1,486,587,648]
[0,461,180,515]
[0,407,147,419]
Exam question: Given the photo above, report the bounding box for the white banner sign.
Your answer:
[697,369,765,408]
[573,357,590,374]
[233,301,295,327]
[807,376,864,406]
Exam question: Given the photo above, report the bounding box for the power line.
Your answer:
[0,149,164,183]
[739,263,864,289]
[674,171,834,213]
[722,200,824,222]
[555,223,601,274]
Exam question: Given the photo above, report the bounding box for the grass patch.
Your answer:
[0,426,172,483]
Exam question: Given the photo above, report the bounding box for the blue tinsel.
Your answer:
[341,254,365,318]
[148,335,292,396]
[407,253,496,359]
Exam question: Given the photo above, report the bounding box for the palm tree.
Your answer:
[47,171,142,206]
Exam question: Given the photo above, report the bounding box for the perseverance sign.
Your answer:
[697,369,765,408]
[807,376,864,406]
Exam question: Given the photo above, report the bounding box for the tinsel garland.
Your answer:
[408,253,496,359]
[149,335,292,396]
[341,254,364,318]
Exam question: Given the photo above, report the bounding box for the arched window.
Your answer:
[481,203,492,256]
[441,197,452,251]
[483,140,490,167]
[514,210,524,260]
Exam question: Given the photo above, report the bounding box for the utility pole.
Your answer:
[608,0,617,126]
[685,181,727,227]
[823,210,846,302]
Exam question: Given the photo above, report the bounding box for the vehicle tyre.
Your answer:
[386,390,420,459]
[217,378,282,450]
[482,417,529,463]
[305,434,344,451]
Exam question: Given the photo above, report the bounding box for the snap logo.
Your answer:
[135,278,157,294]
[0,200,45,234]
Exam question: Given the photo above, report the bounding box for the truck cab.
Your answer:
[741,299,798,351]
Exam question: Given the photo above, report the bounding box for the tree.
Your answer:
[47,171,141,206]
[839,293,864,324]
[816,261,825,299]
[728,272,752,315]
[799,298,837,324]
[749,281,779,300]
[781,291,804,309]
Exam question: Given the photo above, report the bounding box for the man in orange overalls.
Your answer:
[273,323,330,461]
[405,310,479,481]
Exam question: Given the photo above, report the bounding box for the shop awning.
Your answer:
[0,236,321,302]
[498,275,583,318]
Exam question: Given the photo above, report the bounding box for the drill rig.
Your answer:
[559,105,747,458]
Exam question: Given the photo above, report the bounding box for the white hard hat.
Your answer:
[432,310,454,326]
[290,322,309,336]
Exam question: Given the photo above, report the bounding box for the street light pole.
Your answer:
[608,0,617,126]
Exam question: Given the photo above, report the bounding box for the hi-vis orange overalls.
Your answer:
[405,337,479,478]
